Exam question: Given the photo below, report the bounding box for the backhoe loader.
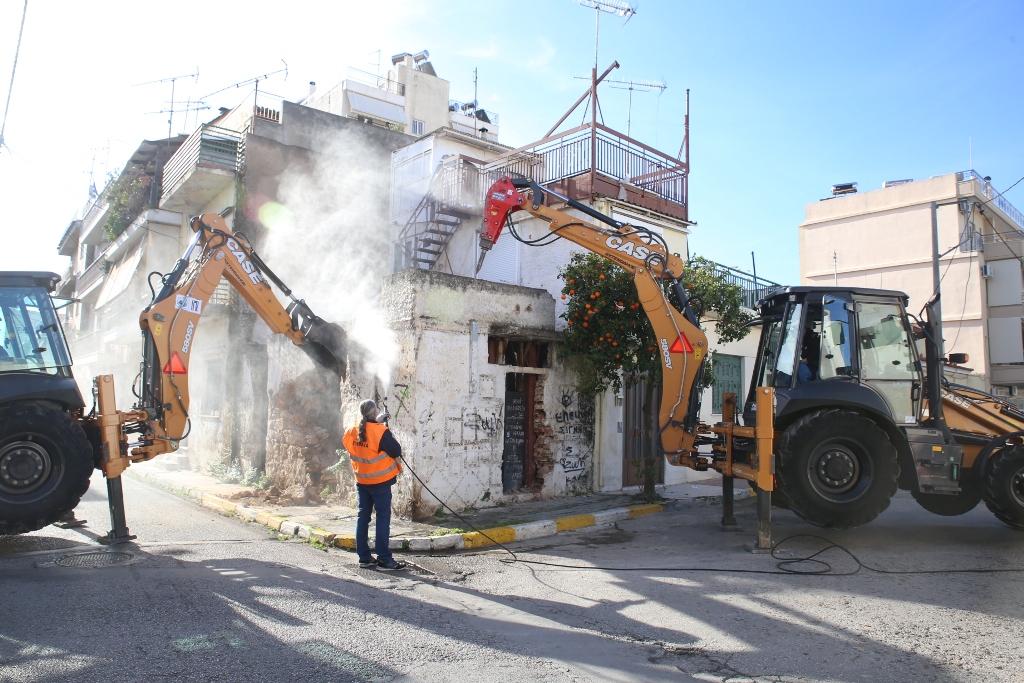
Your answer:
[479,176,1024,537]
[0,213,348,540]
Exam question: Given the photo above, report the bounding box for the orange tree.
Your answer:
[559,253,752,497]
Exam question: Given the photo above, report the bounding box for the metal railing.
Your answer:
[958,170,1024,231]
[448,100,499,125]
[161,125,244,205]
[347,67,405,96]
[482,123,687,207]
[709,262,780,310]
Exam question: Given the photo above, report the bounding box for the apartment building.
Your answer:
[800,171,1024,400]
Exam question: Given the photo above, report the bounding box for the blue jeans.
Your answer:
[356,481,393,563]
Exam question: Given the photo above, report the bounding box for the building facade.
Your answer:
[800,171,1024,400]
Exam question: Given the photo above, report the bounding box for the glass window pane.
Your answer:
[858,302,916,380]
[756,320,782,389]
[0,287,70,374]
[820,298,854,379]
[773,304,803,388]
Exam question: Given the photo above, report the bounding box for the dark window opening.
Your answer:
[488,336,549,368]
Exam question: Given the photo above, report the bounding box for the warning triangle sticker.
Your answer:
[669,334,694,354]
[162,351,188,375]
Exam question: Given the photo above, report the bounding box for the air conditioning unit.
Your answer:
[981,264,993,278]
[831,182,858,196]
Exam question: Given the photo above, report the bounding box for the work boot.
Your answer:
[376,558,406,571]
[358,556,377,569]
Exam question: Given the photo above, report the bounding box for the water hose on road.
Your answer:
[397,455,1024,577]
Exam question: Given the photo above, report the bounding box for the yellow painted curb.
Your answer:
[555,514,596,532]
[462,526,516,548]
[202,494,236,512]
[310,529,336,545]
[334,535,357,549]
[627,503,664,518]
[263,514,286,531]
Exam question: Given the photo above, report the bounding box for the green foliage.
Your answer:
[429,527,465,537]
[103,167,151,241]
[206,459,267,489]
[557,253,753,396]
[319,484,333,499]
[309,538,328,551]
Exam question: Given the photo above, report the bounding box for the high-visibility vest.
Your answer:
[343,421,402,485]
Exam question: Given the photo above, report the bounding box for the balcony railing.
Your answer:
[482,122,687,210]
[448,100,499,125]
[161,125,245,207]
[347,67,405,96]
[709,263,781,310]
[958,170,1024,231]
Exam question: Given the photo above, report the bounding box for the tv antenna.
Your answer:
[134,68,200,140]
[201,60,288,109]
[575,75,664,139]
[576,0,636,74]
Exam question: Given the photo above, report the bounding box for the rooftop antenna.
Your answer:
[473,67,478,136]
[576,0,636,74]
[602,77,665,139]
[201,60,289,110]
[833,251,839,286]
[368,49,382,78]
[134,68,200,141]
[0,0,29,152]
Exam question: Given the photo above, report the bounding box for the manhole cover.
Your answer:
[54,551,134,568]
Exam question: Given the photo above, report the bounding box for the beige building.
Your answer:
[800,171,1024,400]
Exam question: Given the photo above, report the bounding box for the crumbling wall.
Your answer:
[380,269,595,516]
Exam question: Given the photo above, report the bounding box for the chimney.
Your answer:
[308,81,316,98]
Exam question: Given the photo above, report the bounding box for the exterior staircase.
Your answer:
[396,155,482,271]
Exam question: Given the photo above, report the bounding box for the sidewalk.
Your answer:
[127,459,750,553]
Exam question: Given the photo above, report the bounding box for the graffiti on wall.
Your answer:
[445,405,503,446]
[554,388,594,436]
[555,387,594,493]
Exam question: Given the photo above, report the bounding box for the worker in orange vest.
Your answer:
[343,399,406,571]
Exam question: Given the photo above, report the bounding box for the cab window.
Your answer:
[820,297,854,379]
[858,302,917,380]
[0,287,72,374]
[772,303,803,388]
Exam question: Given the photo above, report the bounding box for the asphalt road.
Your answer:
[1,472,1022,683]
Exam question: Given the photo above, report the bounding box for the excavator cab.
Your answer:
[743,286,922,432]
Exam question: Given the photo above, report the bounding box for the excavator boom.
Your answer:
[480,176,709,454]
[94,212,349,479]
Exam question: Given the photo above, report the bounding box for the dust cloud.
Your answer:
[254,127,399,385]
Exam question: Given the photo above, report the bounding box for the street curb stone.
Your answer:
[126,467,746,553]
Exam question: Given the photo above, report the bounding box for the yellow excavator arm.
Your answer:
[479,176,709,455]
[93,212,348,479]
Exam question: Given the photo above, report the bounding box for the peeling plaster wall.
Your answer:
[381,269,594,516]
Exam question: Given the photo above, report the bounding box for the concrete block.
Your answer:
[334,535,356,549]
[263,515,286,531]
[309,529,336,546]
[555,514,596,532]
[592,508,629,525]
[296,525,311,539]
[237,506,258,521]
[430,533,464,550]
[510,520,557,541]
[407,537,432,551]
[279,521,300,536]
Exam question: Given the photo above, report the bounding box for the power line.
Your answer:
[0,0,28,151]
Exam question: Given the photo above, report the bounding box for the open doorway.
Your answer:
[622,378,664,488]
[503,372,537,492]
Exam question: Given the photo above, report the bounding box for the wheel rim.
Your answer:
[0,439,54,496]
[806,439,873,503]
[1011,467,1024,509]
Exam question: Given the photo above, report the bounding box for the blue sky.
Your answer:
[1,0,1021,284]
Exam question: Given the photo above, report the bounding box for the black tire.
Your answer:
[0,402,94,535]
[911,480,982,516]
[983,445,1024,530]
[777,409,899,529]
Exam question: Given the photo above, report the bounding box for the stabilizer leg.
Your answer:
[101,476,136,545]
[744,486,773,554]
[720,475,742,531]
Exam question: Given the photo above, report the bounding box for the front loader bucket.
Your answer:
[300,318,349,378]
